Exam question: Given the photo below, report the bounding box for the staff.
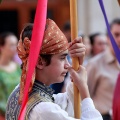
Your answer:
[70,0,84,118]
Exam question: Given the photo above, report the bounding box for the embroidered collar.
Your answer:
[32,80,54,97]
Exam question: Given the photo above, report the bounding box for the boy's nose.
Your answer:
[65,59,70,69]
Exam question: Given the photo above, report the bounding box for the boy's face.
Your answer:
[42,50,69,84]
[107,24,120,54]
[1,35,18,58]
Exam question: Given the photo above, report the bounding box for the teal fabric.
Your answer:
[0,65,21,115]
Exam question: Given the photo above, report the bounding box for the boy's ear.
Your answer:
[36,56,45,69]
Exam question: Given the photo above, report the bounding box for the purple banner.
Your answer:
[98,0,120,64]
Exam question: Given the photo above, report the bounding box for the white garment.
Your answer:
[29,83,103,120]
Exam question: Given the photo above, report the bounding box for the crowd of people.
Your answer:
[0,18,120,120]
[0,32,21,120]
[52,18,120,120]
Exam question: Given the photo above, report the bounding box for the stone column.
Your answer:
[77,0,120,35]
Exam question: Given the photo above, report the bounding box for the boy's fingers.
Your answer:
[69,48,86,54]
[69,43,85,51]
[65,65,77,78]
[75,37,82,43]
[78,65,87,74]
[70,52,85,58]
[69,37,83,47]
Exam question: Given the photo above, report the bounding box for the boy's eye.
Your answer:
[61,57,65,60]
[60,56,67,60]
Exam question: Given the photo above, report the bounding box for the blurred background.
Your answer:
[0,0,120,36]
[0,0,70,37]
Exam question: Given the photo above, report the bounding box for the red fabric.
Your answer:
[17,38,35,104]
[41,19,68,54]
[113,73,120,120]
[18,0,47,119]
[0,115,5,120]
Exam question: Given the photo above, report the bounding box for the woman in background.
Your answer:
[0,32,21,120]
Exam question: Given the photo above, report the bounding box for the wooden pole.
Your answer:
[70,0,81,118]
[118,0,120,5]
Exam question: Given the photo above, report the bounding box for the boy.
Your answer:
[6,19,102,120]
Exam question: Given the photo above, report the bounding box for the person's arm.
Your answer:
[53,82,102,119]
[29,99,102,120]
[29,66,102,120]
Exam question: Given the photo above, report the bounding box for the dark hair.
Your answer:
[0,32,16,46]
[21,23,33,41]
[89,33,101,45]
[63,21,70,31]
[110,18,120,30]
[21,23,53,66]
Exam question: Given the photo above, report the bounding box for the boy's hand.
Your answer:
[69,37,86,63]
[65,64,90,100]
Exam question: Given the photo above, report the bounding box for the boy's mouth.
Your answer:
[61,72,67,76]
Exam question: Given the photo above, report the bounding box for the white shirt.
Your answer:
[29,83,103,120]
